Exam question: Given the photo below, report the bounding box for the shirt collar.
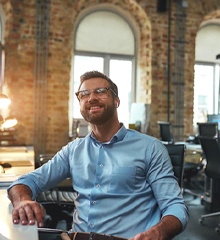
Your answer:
[90,123,127,144]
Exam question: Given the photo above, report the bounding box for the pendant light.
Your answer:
[0,93,11,108]
[1,116,18,129]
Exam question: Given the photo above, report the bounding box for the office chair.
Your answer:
[157,121,203,198]
[198,136,220,233]
[197,122,219,163]
[164,143,185,187]
[69,118,89,140]
[197,122,219,138]
[157,121,174,144]
[36,154,76,230]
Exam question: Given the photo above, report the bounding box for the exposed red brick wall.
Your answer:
[0,0,219,157]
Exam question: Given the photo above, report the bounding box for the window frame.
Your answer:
[194,61,220,125]
[70,8,137,129]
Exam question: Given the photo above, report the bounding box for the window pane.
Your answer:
[73,55,104,118]
[194,64,214,125]
[76,11,134,55]
[110,59,132,127]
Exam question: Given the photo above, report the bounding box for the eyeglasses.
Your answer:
[75,87,117,101]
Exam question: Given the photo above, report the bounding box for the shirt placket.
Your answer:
[88,143,105,231]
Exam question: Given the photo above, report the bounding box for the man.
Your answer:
[8,71,188,240]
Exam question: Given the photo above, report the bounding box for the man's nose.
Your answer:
[88,91,98,101]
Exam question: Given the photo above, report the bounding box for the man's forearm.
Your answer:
[8,184,33,206]
[8,184,45,227]
[130,215,182,240]
[156,215,183,239]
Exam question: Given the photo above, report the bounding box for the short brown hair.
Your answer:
[78,70,118,97]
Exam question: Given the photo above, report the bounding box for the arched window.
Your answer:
[71,9,136,127]
[194,22,220,126]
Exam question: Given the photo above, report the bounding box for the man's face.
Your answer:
[78,78,118,125]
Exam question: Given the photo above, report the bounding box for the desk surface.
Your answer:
[161,141,202,152]
[184,143,202,152]
[0,189,39,240]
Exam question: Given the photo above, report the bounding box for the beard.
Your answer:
[80,101,116,125]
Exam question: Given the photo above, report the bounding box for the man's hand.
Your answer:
[129,228,163,240]
[12,200,45,227]
[61,232,72,240]
[129,215,182,240]
[8,184,45,227]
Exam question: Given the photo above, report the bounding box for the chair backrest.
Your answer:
[70,118,89,139]
[197,122,218,138]
[198,136,220,179]
[130,103,150,133]
[38,153,55,166]
[158,121,174,144]
[164,144,185,187]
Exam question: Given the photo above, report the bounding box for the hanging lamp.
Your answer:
[0,93,11,108]
[1,116,18,129]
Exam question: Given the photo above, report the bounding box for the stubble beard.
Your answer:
[81,103,115,125]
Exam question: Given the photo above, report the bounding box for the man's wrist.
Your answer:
[8,184,33,205]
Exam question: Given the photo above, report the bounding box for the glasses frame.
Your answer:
[75,87,117,101]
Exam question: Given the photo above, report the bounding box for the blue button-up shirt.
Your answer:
[8,125,188,238]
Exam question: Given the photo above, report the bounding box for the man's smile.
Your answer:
[89,105,103,113]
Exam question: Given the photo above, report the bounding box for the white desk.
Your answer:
[161,141,202,152]
[161,141,202,163]
[0,189,38,240]
[184,143,202,153]
[0,146,35,189]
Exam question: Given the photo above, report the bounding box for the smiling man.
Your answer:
[7,71,188,240]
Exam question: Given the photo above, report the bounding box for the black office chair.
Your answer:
[198,136,220,233]
[157,121,174,144]
[157,121,203,198]
[36,154,76,230]
[197,122,219,164]
[197,122,219,138]
[164,144,185,187]
[69,118,89,140]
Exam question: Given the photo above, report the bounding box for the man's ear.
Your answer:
[115,98,120,108]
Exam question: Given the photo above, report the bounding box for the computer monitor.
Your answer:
[207,114,220,130]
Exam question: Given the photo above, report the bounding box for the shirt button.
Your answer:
[92,201,96,205]
[96,184,100,188]
[100,164,103,167]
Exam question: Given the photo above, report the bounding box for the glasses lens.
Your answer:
[95,88,108,94]
[77,88,112,101]
[77,90,90,100]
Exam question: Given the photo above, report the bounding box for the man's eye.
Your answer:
[81,90,90,96]
[96,88,107,94]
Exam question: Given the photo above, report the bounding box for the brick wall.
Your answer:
[0,0,219,157]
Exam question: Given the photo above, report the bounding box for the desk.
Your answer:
[0,189,38,240]
[185,143,202,153]
[0,146,34,168]
[0,173,22,189]
[0,146,35,189]
[162,141,202,163]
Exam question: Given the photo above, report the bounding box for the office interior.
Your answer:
[0,0,220,239]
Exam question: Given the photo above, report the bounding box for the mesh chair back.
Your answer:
[198,136,220,179]
[164,144,185,187]
[157,121,174,143]
[197,122,218,138]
